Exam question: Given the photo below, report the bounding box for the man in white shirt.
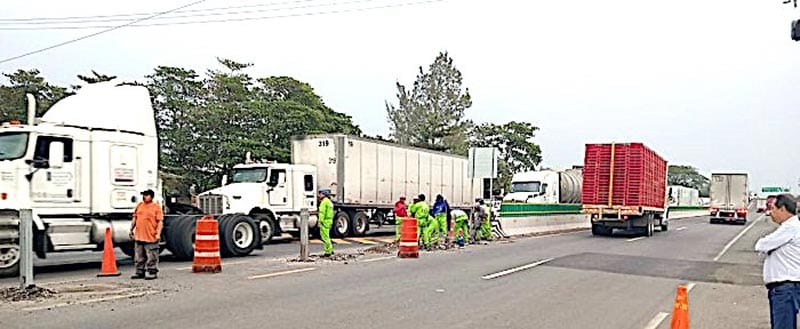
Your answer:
[755,194,800,329]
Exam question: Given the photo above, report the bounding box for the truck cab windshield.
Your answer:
[0,132,29,161]
[230,168,268,183]
[511,181,541,193]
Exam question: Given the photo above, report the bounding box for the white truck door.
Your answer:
[267,168,289,207]
[30,136,77,203]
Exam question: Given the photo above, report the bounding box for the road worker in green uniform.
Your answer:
[318,188,334,257]
[429,194,448,247]
[410,194,431,249]
[450,209,470,244]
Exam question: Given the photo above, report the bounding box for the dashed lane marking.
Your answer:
[642,312,669,329]
[481,258,554,280]
[248,267,318,280]
[626,237,646,242]
[713,214,764,262]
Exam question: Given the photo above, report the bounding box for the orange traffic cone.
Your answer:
[97,227,121,277]
[670,285,690,329]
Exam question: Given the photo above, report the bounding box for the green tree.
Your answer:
[147,58,362,193]
[668,165,710,197]
[469,121,543,194]
[0,69,71,121]
[77,70,117,84]
[386,52,472,155]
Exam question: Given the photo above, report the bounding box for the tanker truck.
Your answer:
[503,169,582,204]
[0,83,261,277]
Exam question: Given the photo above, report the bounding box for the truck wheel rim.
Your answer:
[0,246,19,269]
[337,217,348,234]
[259,221,273,239]
[234,222,254,249]
[357,215,366,232]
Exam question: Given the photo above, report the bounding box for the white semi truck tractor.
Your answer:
[0,83,261,277]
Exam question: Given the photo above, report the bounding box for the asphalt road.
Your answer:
[0,211,779,329]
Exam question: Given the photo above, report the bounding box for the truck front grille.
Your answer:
[198,195,224,215]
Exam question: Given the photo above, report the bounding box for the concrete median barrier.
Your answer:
[499,204,588,236]
[498,204,710,236]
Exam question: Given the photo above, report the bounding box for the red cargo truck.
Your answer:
[581,143,669,237]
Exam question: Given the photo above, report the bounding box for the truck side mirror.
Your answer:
[48,141,65,169]
[221,175,228,186]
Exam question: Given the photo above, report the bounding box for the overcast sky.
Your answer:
[1,0,798,191]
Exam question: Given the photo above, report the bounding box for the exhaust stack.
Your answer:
[25,93,36,126]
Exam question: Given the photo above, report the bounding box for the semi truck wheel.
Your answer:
[168,215,196,261]
[0,245,20,277]
[253,213,276,245]
[219,214,259,257]
[660,220,669,232]
[351,211,369,237]
[333,211,350,238]
[645,215,654,237]
[591,224,611,236]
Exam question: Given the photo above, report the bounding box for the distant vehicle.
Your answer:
[503,169,582,204]
[581,143,669,237]
[668,185,700,207]
[709,173,749,225]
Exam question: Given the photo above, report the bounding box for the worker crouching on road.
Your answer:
[755,194,800,329]
[410,194,432,250]
[394,195,409,240]
[318,189,335,257]
[450,209,470,247]
[130,189,164,280]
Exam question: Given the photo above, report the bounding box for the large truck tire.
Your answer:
[350,211,369,237]
[645,215,655,237]
[219,214,259,257]
[0,244,20,277]
[591,224,611,236]
[168,215,196,261]
[253,213,276,245]
[660,219,669,232]
[332,211,351,238]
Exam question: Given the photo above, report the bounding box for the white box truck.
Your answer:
[0,83,262,277]
[709,172,749,225]
[197,134,483,240]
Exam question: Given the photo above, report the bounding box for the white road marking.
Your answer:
[248,267,317,280]
[676,227,687,231]
[713,214,764,262]
[22,290,159,312]
[176,260,251,271]
[360,256,395,263]
[686,283,696,292]
[626,237,646,242]
[642,312,670,329]
[481,258,554,280]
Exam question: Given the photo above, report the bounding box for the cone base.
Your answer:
[192,265,222,273]
[97,272,121,277]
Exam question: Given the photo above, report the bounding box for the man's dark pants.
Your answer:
[134,241,159,274]
[769,282,800,329]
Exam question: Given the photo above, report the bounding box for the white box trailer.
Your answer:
[291,134,483,237]
[291,134,482,209]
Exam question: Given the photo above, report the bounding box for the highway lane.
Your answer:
[0,212,774,329]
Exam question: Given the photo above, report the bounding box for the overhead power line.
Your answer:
[0,0,376,28]
[0,0,443,64]
[0,0,441,31]
[0,0,319,24]
[0,0,209,65]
